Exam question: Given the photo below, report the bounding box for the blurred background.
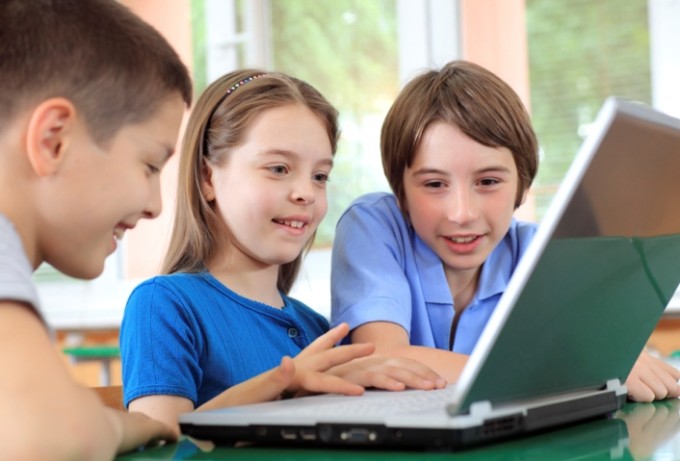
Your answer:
[37,0,680,387]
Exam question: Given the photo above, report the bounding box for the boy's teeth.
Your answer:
[283,220,304,229]
[114,228,125,240]
[450,236,475,243]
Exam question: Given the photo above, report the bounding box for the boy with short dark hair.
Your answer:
[0,1,193,458]
[0,3,411,457]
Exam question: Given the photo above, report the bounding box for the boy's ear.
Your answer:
[516,188,529,208]
[25,98,76,176]
[201,159,216,202]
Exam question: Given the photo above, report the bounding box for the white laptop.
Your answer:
[179,98,680,450]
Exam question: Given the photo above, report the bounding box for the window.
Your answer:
[526,0,653,217]
[194,0,462,317]
[37,0,680,326]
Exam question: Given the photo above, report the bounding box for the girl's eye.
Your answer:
[147,164,161,175]
[313,172,330,184]
[269,165,289,175]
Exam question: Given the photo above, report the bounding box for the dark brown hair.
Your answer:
[163,70,339,294]
[381,60,538,211]
[0,0,192,144]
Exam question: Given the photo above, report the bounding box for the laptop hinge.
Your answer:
[465,378,626,421]
[467,400,498,419]
[605,378,627,396]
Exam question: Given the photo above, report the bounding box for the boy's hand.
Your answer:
[617,399,680,458]
[626,350,680,402]
[109,409,178,455]
[326,355,447,391]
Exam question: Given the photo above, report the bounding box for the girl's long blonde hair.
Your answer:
[163,70,339,293]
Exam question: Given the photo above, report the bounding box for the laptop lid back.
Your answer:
[450,98,680,414]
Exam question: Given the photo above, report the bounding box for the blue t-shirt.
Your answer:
[120,271,328,408]
[331,192,536,354]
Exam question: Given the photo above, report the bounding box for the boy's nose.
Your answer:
[447,187,479,223]
[144,184,163,219]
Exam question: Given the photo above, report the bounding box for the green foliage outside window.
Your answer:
[526,0,651,217]
[270,0,398,245]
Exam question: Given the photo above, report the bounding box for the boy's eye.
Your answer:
[313,172,330,184]
[479,178,501,186]
[424,180,446,189]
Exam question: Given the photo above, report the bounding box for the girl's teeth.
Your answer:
[282,220,304,228]
[114,229,125,240]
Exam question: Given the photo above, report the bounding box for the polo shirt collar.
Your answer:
[412,225,516,305]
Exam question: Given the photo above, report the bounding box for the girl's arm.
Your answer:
[128,324,375,431]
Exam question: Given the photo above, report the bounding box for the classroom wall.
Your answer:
[121,0,193,280]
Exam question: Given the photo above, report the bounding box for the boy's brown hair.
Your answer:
[381,60,538,211]
[0,0,192,144]
[163,69,339,293]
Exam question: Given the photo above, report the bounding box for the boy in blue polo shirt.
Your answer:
[331,60,680,402]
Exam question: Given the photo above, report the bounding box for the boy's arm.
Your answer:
[0,302,175,460]
[351,321,468,384]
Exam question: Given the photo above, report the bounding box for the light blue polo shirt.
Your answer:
[330,192,536,354]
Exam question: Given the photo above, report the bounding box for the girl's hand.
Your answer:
[626,349,680,402]
[201,324,376,406]
[196,355,298,411]
[326,355,447,391]
[286,323,376,396]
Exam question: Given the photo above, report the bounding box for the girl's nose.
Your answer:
[290,179,316,205]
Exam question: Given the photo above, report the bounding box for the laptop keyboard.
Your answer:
[283,386,458,417]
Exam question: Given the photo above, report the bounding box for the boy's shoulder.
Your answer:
[343,191,402,222]
[510,219,539,244]
[0,214,41,313]
[349,191,397,208]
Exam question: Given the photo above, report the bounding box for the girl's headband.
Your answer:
[224,74,266,96]
[202,74,267,156]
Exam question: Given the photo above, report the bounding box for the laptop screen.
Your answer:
[453,98,680,413]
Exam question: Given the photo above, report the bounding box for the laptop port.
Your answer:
[300,429,317,441]
[280,429,298,440]
[339,429,378,443]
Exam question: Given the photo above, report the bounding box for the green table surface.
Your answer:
[62,345,120,358]
[117,399,680,461]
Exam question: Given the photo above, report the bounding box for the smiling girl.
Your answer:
[120,70,444,431]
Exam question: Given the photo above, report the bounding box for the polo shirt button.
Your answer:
[287,328,298,338]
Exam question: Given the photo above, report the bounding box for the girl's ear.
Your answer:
[201,159,216,202]
[25,98,76,177]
